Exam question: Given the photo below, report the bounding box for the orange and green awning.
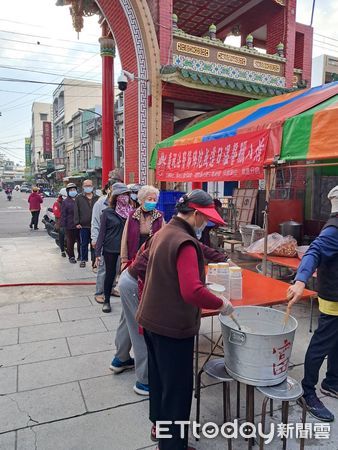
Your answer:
[150,82,338,175]
[281,95,338,161]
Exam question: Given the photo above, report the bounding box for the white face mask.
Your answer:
[194,213,208,240]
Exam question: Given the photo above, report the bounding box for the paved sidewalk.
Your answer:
[0,237,337,449]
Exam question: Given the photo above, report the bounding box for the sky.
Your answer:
[0,0,338,164]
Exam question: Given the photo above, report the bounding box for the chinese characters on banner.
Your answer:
[156,130,269,182]
[43,121,52,158]
[272,339,292,376]
[25,138,31,167]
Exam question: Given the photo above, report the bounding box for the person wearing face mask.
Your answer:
[91,181,122,303]
[95,183,132,313]
[53,189,67,258]
[120,185,164,269]
[61,183,80,264]
[128,183,142,209]
[74,179,99,268]
[136,190,234,450]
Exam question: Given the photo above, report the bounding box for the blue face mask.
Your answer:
[194,215,208,240]
[144,201,157,212]
[83,187,93,194]
[69,190,77,198]
[131,193,138,201]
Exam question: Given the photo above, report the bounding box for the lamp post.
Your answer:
[78,108,102,118]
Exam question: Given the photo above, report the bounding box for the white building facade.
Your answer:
[30,102,53,176]
[52,79,102,178]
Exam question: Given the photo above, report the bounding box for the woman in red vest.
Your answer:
[136,190,234,450]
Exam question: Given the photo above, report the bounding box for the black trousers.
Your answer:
[144,330,194,450]
[66,229,80,259]
[59,227,65,252]
[30,211,40,229]
[103,252,119,304]
[302,312,338,398]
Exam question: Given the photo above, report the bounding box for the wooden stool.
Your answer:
[222,239,243,254]
[256,377,307,450]
[195,358,234,449]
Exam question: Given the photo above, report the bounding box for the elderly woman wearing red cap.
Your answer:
[136,189,233,450]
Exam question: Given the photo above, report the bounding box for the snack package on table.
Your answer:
[246,232,297,257]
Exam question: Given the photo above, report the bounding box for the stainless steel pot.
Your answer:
[219,306,298,386]
[279,220,302,244]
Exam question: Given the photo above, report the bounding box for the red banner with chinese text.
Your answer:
[156,130,269,182]
[43,121,52,158]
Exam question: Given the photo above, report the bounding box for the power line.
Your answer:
[0,65,101,82]
[0,88,103,96]
[0,45,99,60]
[0,52,99,110]
[0,145,24,160]
[0,55,94,67]
[0,77,102,86]
[0,18,99,38]
[313,43,338,54]
[0,28,98,47]
[314,32,338,44]
[2,55,96,112]
[314,39,338,50]
[0,36,97,54]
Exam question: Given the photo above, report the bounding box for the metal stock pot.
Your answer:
[219,306,298,386]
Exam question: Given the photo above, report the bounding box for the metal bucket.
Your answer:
[219,306,298,386]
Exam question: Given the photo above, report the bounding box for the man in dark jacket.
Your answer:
[287,185,338,422]
[74,179,99,268]
[61,183,80,263]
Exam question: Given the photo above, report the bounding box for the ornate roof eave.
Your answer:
[173,30,286,64]
[55,0,100,33]
[161,67,297,98]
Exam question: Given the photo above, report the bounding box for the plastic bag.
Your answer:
[271,235,297,257]
[246,233,297,257]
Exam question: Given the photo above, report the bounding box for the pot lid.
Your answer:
[279,220,302,226]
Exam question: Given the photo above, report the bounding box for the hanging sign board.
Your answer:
[156,130,269,182]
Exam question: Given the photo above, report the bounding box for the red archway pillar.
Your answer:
[99,36,115,185]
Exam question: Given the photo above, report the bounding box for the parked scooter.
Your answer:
[42,207,59,243]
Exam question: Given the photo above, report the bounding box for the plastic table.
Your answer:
[195,269,316,449]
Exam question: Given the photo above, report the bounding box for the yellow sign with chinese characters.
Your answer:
[217,52,247,66]
[253,60,281,73]
[176,42,209,58]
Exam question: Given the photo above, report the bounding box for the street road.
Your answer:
[0,191,54,238]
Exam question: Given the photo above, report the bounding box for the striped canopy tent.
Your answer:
[151,82,338,181]
[281,94,338,161]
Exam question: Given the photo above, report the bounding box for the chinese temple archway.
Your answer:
[96,0,161,184]
[58,0,313,188]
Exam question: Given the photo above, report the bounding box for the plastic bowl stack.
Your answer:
[296,245,310,260]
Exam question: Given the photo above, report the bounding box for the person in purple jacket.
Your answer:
[120,185,165,269]
[61,183,80,264]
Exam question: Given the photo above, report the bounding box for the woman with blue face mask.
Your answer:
[110,185,164,395]
[120,185,165,270]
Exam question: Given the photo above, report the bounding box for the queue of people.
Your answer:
[44,178,338,448]
[90,185,233,450]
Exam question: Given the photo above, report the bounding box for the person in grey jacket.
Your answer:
[74,179,99,268]
[91,183,119,303]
